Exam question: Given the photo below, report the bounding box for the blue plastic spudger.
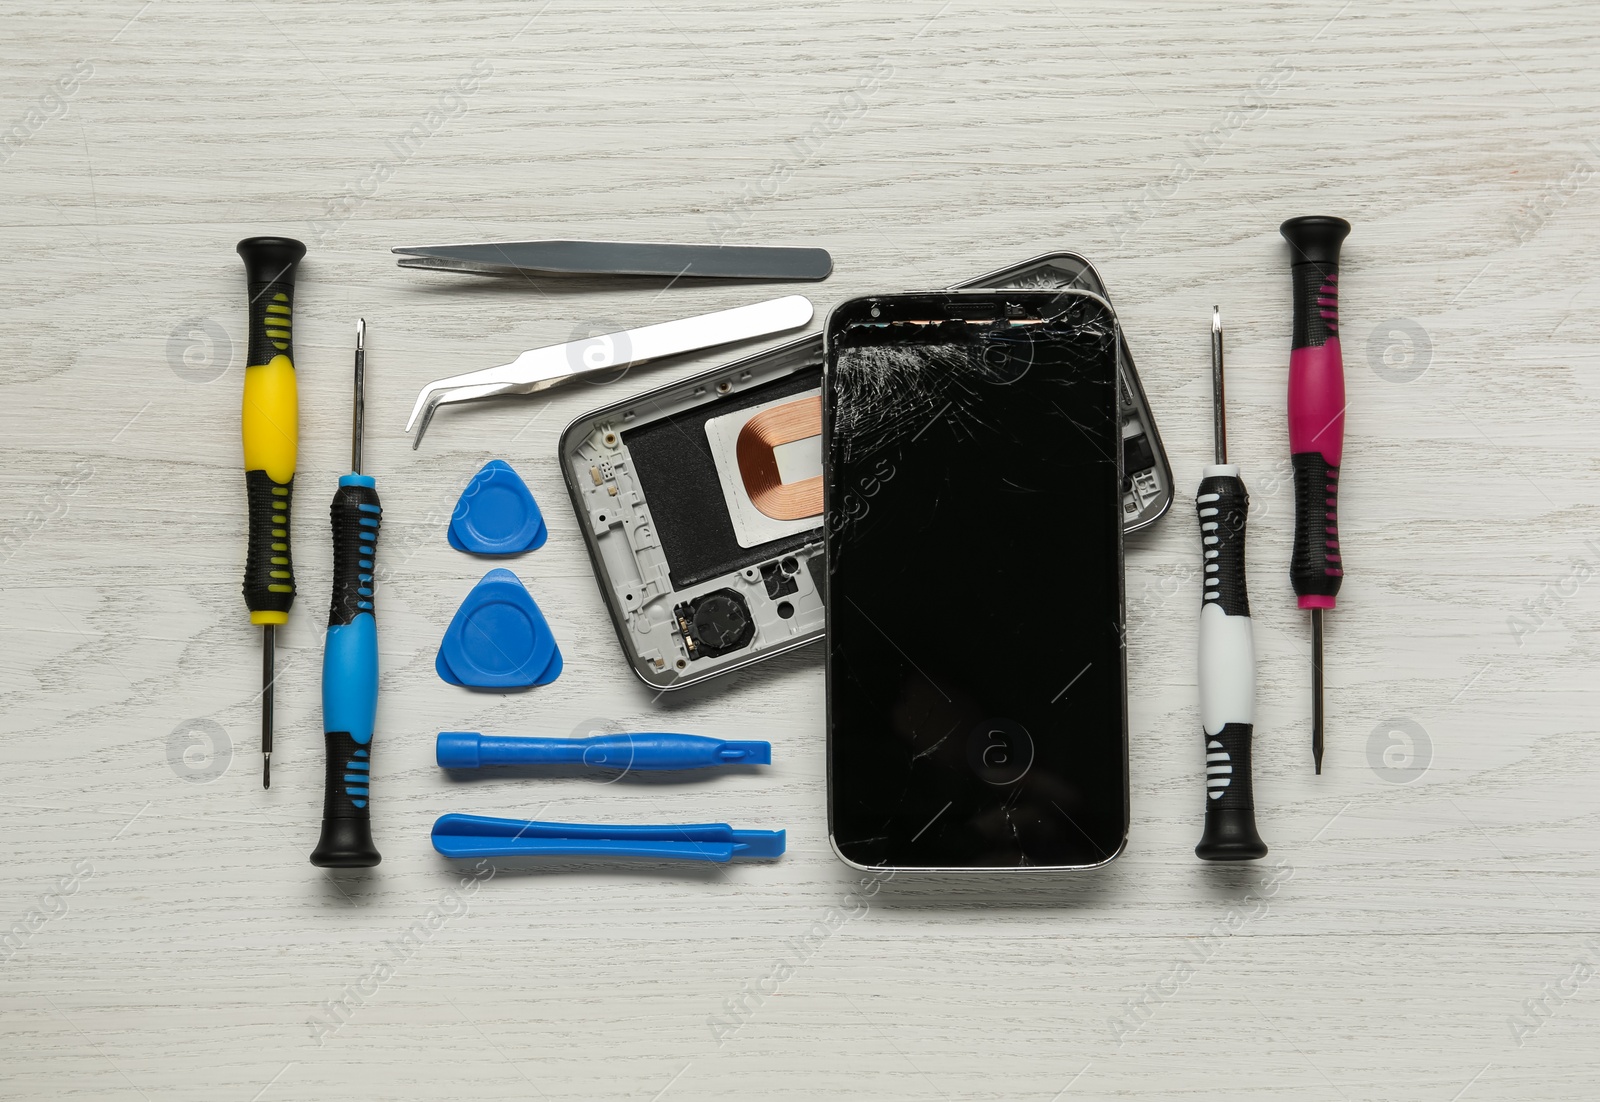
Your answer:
[436,731,771,770]
[448,460,547,555]
[430,814,786,862]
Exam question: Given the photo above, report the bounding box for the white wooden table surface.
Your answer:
[3,2,1598,1099]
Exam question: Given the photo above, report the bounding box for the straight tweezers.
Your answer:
[393,240,832,281]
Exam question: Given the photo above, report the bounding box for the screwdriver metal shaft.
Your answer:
[262,626,274,786]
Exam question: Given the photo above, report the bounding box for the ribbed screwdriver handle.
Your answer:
[329,479,380,625]
[319,731,372,819]
[1281,216,1350,609]
[1198,472,1250,616]
[237,237,305,622]
[311,729,379,868]
[312,473,382,869]
[1291,453,1341,600]
[243,471,295,616]
[1203,723,1257,811]
[1195,467,1267,861]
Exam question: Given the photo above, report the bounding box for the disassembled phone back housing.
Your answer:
[558,253,1173,690]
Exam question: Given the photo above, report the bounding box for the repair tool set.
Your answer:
[233,220,1350,871]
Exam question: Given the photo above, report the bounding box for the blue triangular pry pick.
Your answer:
[436,568,562,689]
[448,460,548,555]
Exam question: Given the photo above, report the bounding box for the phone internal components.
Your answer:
[675,589,756,659]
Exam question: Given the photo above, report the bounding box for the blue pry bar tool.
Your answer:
[436,731,772,771]
[430,814,786,862]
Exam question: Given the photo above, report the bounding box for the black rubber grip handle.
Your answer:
[1291,452,1342,600]
[329,481,381,626]
[1288,259,1341,350]
[1198,473,1250,617]
[1196,723,1266,861]
[1281,214,1348,349]
[243,470,295,615]
[310,730,379,868]
[1204,723,1257,811]
[239,236,308,366]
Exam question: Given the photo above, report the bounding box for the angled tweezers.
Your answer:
[404,294,814,447]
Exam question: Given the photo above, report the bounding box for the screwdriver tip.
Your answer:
[356,318,365,348]
[1212,306,1220,331]
[263,753,271,789]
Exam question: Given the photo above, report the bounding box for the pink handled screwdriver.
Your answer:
[1280,216,1350,774]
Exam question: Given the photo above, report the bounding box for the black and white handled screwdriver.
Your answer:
[1195,309,1267,862]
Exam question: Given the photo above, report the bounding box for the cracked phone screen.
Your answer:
[824,291,1127,870]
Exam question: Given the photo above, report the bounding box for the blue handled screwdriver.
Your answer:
[311,320,383,868]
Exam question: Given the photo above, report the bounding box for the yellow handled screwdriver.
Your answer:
[237,237,306,788]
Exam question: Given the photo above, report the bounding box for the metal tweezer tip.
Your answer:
[411,400,436,450]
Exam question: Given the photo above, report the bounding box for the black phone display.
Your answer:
[824,290,1128,870]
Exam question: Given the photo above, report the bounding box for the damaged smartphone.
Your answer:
[825,290,1128,871]
[558,253,1169,691]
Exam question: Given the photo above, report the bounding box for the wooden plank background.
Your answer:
[2,2,1597,1098]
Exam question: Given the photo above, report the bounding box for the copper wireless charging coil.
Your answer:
[735,395,823,521]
